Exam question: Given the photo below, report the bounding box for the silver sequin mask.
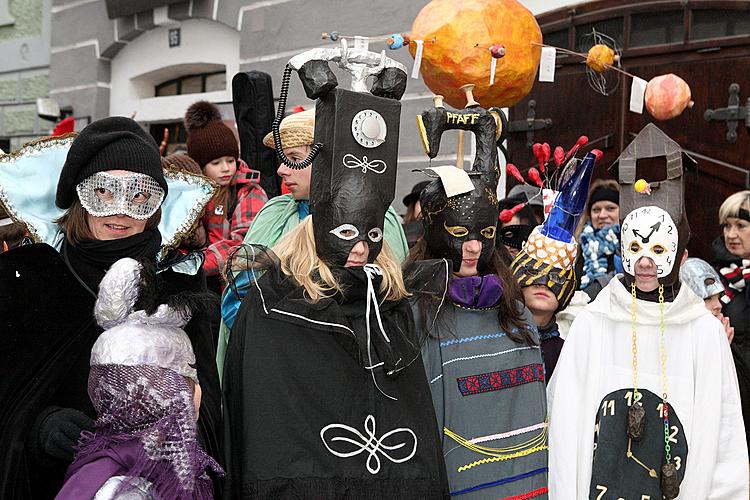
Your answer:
[76,171,165,220]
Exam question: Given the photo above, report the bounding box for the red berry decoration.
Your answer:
[511,203,526,214]
[532,143,546,173]
[565,135,589,162]
[528,168,543,187]
[542,142,551,162]
[506,163,525,184]
[499,209,514,223]
[553,146,565,167]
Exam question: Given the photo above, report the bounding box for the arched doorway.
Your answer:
[109,18,240,152]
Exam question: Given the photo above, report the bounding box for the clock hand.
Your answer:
[632,222,662,244]
[626,439,658,478]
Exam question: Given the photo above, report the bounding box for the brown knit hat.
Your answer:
[184,101,239,168]
[161,153,202,175]
[262,108,315,150]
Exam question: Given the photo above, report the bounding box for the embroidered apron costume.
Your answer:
[547,124,748,499]
[412,93,549,498]
[419,288,547,499]
[0,122,221,499]
[221,42,448,499]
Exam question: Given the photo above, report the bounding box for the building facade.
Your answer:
[0,0,584,205]
[0,0,53,151]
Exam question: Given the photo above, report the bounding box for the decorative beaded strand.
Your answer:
[659,284,671,466]
[631,282,640,401]
[630,283,671,464]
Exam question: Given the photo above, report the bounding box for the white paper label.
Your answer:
[542,188,558,220]
[630,76,647,114]
[412,40,424,79]
[489,57,497,86]
[353,36,368,51]
[425,166,475,198]
[539,46,556,82]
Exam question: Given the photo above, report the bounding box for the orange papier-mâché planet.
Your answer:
[645,74,694,121]
[586,44,616,73]
[409,0,542,108]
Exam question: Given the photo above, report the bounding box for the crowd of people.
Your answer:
[1,87,749,499]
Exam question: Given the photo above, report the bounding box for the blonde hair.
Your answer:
[719,190,750,225]
[272,216,408,302]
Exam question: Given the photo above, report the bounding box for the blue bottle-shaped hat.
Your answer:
[540,151,598,244]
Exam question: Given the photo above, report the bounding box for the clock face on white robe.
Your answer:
[589,388,688,499]
[621,206,679,278]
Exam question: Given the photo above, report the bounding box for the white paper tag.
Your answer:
[539,46,556,82]
[425,166,474,198]
[630,76,647,114]
[542,189,558,220]
[353,36,369,51]
[412,40,424,79]
[489,57,497,86]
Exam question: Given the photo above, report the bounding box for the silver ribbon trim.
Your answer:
[320,414,418,474]
[343,154,387,174]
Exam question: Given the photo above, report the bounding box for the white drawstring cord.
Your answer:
[363,264,396,401]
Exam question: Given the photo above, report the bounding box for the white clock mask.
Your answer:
[621,206,679,278]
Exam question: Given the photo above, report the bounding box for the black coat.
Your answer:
[223,266,449,499]
[0,244,221,499]
[713,236,750,454]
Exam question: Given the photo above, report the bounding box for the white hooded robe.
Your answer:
[547,277,748,499]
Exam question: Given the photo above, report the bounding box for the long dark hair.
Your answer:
[56,199,161,246]
[406,238,536,346]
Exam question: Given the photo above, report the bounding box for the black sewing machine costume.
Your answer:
[411,95,548,499]
[221,42,448,499]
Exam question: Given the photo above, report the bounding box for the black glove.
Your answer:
[37,407,94,462]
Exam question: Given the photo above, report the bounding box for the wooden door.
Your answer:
[507,0,750,261]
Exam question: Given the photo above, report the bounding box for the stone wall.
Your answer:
[0,0,52,150]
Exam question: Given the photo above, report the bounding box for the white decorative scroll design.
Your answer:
[320,414,418,474]
[343,154,387,174]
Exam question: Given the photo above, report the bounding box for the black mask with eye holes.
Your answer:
[421,174,499,273]
[309,89,400,267]
[313,189,388,267]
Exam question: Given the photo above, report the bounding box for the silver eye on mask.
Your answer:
[330,223,360,241]
[367,227,383,243]
[76,172,165,220]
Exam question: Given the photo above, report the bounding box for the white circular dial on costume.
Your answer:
[351,109,387,148]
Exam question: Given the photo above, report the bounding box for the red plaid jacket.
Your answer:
[201,160,267,279]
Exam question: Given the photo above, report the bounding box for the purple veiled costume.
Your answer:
[56,258,223,499]
[57,365,222,500]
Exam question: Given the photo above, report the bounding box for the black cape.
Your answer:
[0,244,222,499]
[223,254,449,499]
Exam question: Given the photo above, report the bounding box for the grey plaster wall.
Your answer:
[48,0,114,122]
[45,0,481,213]
[0,0,53,149]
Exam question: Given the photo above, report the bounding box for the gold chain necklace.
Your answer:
[629,282,679,499]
